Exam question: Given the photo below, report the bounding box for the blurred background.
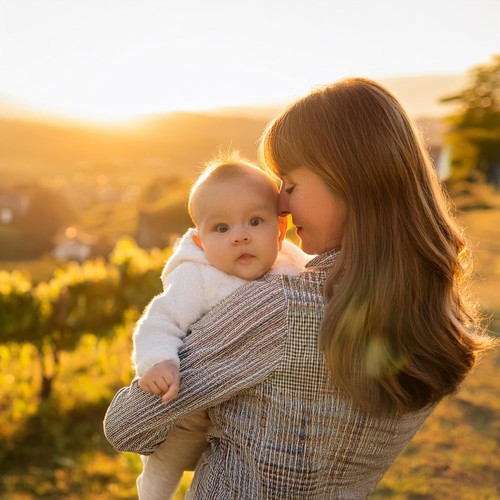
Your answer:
[0,0,499,498]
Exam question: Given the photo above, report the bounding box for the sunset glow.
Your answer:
[1,0,499,123]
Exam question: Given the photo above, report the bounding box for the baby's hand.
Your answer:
[138,361,180,403]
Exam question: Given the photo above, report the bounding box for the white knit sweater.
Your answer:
[132,227,310,375]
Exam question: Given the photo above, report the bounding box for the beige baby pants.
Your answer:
[136,409,210,500]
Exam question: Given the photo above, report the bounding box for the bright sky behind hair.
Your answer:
[0,0,498,122]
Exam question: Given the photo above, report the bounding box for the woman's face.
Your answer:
[279,166,347,255]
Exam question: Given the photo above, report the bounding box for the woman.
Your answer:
[104,78,493,499]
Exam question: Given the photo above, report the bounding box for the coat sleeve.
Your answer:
[104,277,287,455]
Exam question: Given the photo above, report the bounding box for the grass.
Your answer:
[372,347,500,499]
[1,185,499,499]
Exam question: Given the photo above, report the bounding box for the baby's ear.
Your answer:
[192,234,204,250]
[278,216,288,243]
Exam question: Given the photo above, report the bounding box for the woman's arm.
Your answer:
[104,277,287,455]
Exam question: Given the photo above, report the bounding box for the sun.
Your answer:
[35,84,185,124]
[28,66,242,124]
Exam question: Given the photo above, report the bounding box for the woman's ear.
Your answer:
[278,216,288,243]
[192,234,204,250]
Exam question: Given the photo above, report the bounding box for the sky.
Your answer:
[0,0,499,122]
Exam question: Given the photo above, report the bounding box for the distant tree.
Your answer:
[18,185,76,258]
[441,55,500,185]
[139,175,192,205]
[136,175,192,248]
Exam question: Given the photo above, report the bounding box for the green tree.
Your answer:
[441,55,500,184]
[20,184,76,257]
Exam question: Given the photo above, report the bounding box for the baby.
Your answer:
[132,155,310,499]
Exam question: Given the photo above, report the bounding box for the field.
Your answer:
[0,187,499,499]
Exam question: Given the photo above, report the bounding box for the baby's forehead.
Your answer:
[190,166,278,221]
[217,167,277,188]
[197,170,277,198]
[203,181,277,211]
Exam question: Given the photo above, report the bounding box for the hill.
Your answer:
[0,113,269,182]
[0,110,448,185]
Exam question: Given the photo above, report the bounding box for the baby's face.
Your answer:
[193,174,280,280]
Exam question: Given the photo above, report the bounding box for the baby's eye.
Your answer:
[249,217,263,227]
[215,223,230,233]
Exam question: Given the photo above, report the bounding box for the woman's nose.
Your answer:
[278,187,290,216]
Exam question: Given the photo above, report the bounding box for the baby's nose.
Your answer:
[232,230,251,244]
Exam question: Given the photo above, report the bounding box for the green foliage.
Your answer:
[34,259,122,347]
[442,55,500,182]
[0,328,141,498]
[442,54,500,123]
[110,236,169,310]
[0,270,39,341]
[0,236,170,399]
[1,236,169,345]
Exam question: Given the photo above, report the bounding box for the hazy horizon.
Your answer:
[0,72,469,127]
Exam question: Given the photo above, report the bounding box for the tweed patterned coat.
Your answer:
[104,250,434,499]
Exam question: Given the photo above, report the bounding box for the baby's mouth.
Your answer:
[237,253,255,264]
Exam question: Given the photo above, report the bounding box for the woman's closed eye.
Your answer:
[282,182,295,194]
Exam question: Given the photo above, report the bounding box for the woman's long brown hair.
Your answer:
[260,78,495,416]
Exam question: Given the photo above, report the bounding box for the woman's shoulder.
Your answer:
[189,264,332,336]
[278,249,339,307]
[221,270,327,314]
[214,273,287,315]
[186,274,288,353]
